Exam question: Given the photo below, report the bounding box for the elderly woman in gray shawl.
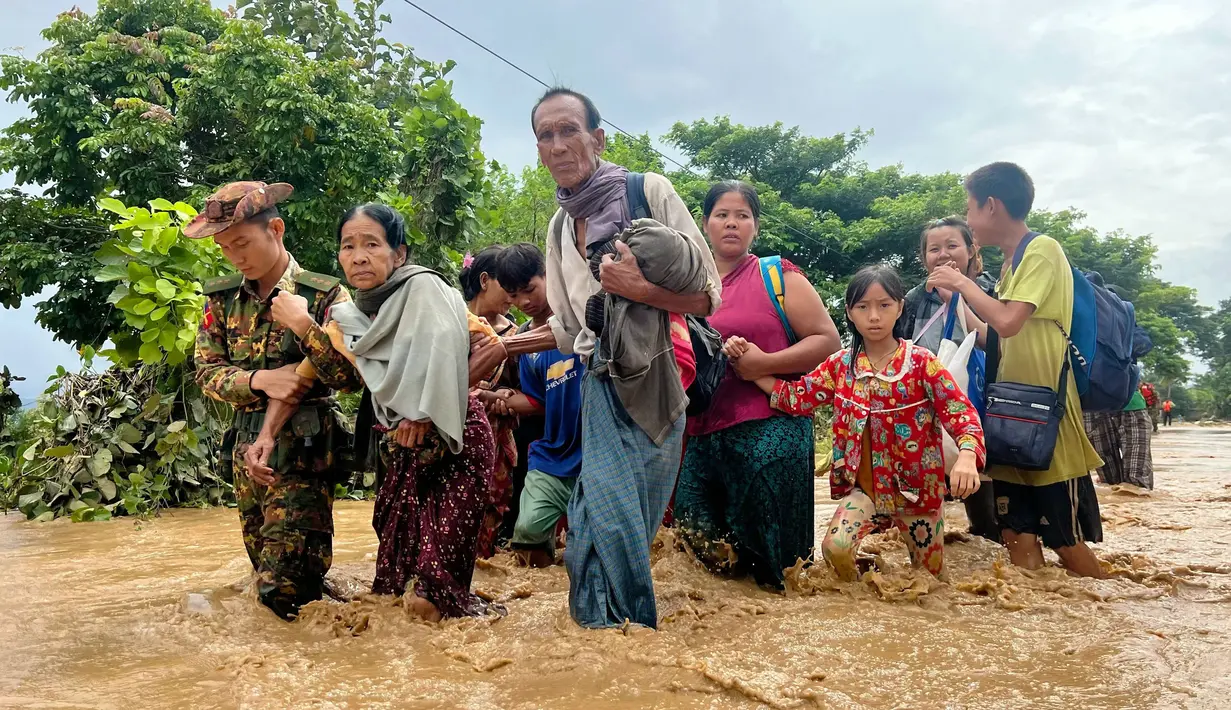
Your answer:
[250,203,506,621]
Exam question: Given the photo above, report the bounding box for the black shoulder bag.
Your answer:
[982,233,1066,471]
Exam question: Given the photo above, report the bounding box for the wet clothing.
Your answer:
[1085,409,1154,489]
[1117,410,1155,489]
[994,476,1103,550]
[676,416,814,588]
[989,236,1102,487]
[565,370,684,629]
[232,433,335,620]
[511,469,577,549]
[903,274,1000,543]
[770,342,986,518]
[821,488,945,581]
[545,171,718,630]
[194,255,360,620]
[371,396,495,617]
[677,254,815,588]
[502,320,547,543]
[519,347,585,478]
[475,320,519,559]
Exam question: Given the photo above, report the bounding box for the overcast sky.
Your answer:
[2,0,1228,403]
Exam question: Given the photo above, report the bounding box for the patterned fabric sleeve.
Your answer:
[780,257,805,276]
[768,352,839,416]
[919,350,987,469]
[298,285,363,393]
[193,296,260,408]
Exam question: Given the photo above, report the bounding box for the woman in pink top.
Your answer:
[676,181,841,588]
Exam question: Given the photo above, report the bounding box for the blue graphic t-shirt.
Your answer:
[519,347,585,477]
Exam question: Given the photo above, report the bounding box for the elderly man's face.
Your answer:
[533,95,605,190]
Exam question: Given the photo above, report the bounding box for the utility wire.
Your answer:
[396,0,839,258]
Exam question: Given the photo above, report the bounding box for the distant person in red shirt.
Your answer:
[1162,399,1175,427]
[1140,381,1160,432]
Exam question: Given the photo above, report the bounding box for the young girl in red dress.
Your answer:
[724,265,985,580]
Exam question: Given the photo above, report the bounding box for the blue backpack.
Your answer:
[1011,233,1139,412]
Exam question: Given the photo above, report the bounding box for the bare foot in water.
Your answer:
[407,595,442,622]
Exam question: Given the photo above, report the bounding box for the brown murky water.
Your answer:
[2,427,1229,709]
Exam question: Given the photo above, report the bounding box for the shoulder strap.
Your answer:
[759,255,798,344]
[1011,231,1042,270]
[294,270,341,293]
[941,293,962,340]
[202,273,243,295]
[625,172,652,221]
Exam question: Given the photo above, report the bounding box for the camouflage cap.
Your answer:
[183,181,294,239]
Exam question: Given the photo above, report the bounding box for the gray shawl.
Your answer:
[329,266,471,453]
[556,160,630,248]
[601,219,710,445]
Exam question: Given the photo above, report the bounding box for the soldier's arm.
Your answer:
[298,286,363,393]
[194,298,263,408]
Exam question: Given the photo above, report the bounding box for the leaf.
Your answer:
[58,413,78,432]
[118,422,143,443]
[89,449,113,477]
[33,511,55,523]
[166,420,187,433]
[149,198,175,211]
[22,444,38,461]
[43,445,75,458]
[118,441,139,455]
[98,197,130,216]
[96,477,117,501]
[71,507,96,523]
[150,306,169,321]
[172,201,198,220]
[17,491,43,510]
[139,341,163,364]
[141,328,161,343]
[93,508,112,521]
[133,299,157,315]
[155,279,176,300]
[95,264,128,283]
[141,393,163,419]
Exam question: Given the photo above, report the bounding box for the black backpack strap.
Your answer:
[625,172,652,221]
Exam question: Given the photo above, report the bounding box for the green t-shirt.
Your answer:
[1124,390,1146,411]
[989,235,1102,487]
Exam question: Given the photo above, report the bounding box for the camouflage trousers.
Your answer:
[232,435,335,621]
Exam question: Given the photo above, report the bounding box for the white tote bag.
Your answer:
[932,296,976,474]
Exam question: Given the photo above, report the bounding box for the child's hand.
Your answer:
[949,450,981,499]
[722,336,750,359]
[753,376,778,396]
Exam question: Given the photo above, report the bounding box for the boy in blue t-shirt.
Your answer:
[494,244,585,567]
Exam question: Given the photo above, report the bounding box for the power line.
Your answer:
[395,0,838,258]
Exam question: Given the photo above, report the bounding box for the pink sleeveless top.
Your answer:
[687,253,801,436]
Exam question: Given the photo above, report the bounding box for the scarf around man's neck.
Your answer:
[353,263,420,316]
[556,160,631,248]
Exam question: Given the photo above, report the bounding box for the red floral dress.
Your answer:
[769,341,986,517]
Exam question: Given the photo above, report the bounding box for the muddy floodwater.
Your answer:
[2,427,1229,709]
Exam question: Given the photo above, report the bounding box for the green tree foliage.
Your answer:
[0,0,489,346]
[0,190,120,346]
[93,196,229,366]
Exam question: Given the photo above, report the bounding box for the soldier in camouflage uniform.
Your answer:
[188,181,362,621]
